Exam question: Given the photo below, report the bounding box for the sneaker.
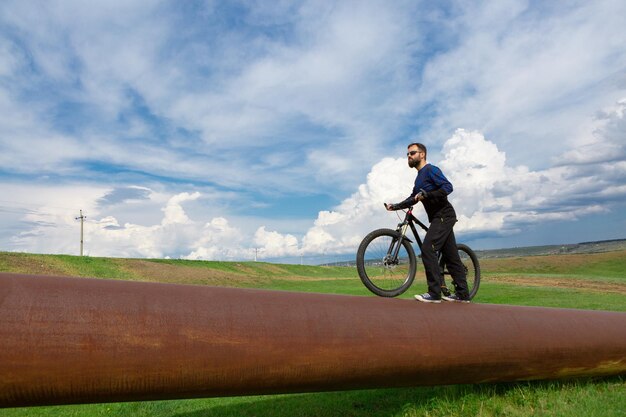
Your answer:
[442,294,470,303]
[414,293,441,303]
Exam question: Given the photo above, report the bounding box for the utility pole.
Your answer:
[75,210,86,256]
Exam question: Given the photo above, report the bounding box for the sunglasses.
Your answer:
[407,150,422,157]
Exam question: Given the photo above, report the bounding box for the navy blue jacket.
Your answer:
[393,163,457,222]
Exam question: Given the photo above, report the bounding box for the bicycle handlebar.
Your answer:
[385,191,425,212]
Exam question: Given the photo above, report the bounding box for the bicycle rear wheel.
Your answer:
[440,243,481,300]
[356,228,417,297]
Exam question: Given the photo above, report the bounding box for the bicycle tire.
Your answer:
[440,243,481,300]
[356,228,417,297]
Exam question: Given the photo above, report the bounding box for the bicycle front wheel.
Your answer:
[356,228,417,297]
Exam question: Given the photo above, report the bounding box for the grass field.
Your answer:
[1,250,625,416]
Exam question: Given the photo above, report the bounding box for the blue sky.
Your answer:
[0,0,625,263]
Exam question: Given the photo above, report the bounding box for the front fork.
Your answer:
[388,221,410,263]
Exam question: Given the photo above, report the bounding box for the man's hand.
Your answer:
[384,203,394,211]
[414,189,428,202]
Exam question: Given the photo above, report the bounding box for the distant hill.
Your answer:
[474,239,626,259]
[322,238,626,266]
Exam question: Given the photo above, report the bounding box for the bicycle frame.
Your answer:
[390,207,455,294]
[394,206,428,253]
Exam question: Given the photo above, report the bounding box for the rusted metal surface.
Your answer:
[1,272,625,408]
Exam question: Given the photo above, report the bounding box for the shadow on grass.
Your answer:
[171,376,625,417]
[170,387,435,417]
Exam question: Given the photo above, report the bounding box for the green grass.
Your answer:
[0,251,358,280]
[3,378,624,417]
[113,257,358,280]
[479,251,626,280]
[0,252,134,279]
[473,283,626,311]
[1,251,625,416]
[54,255,138,279]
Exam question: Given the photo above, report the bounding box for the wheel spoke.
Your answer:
[362,235,411,292]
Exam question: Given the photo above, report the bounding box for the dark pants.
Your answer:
[420,216,469,299]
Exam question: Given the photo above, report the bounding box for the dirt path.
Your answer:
[485,275,626,295]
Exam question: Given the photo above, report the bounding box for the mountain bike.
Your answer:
[356,204,480,298]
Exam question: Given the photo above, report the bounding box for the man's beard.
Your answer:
[408,158,419,168]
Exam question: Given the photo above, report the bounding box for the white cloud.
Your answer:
[417,0,626,166]
[84,193,251,260]
[296,98,626,253]
[0,37,19,76]
[253,226,299,258]
[4,112,625,261]
[185,217,246,261]
[162,192,200,225]
[4,185,300,261]
[439,130,610,237]
[3,95,625,261]
[2,184,217,258]
[558,98,626,165]
[1,2,625,261]
[1,1,624,197]
[301,157,414,254]
[4,182,110,255]
[0,1,421,193]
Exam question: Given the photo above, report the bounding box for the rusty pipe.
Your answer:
[1,272,625,408]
